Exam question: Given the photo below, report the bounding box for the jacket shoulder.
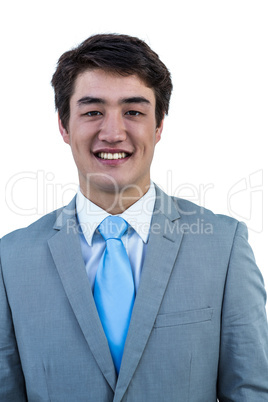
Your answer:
[1,206,65,248]
[173,196,244,234]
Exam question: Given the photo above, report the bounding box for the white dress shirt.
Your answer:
[76,182,156,292]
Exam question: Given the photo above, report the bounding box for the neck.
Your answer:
[80,183,151,214]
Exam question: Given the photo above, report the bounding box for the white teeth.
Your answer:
[98,152,128,160]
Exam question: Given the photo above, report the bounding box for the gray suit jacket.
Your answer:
[1,187,268,401]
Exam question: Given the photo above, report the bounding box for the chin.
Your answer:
[98,179,133,194]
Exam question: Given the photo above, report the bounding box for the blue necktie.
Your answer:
[94,216,135,373]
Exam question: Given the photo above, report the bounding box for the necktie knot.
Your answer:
[98,216,128,241]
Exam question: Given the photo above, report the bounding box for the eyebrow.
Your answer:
[77,96,151,107]
[121,97,151,105]
[77,97,104,106]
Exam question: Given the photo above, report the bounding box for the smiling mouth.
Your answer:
[96,152,130,160]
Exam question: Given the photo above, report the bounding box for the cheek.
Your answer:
[134,126,157,147]
[70,130,92,151]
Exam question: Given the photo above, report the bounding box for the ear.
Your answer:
[155,117,164,145]
[58,114,70,145]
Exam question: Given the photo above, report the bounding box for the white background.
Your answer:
[0,1,267,291]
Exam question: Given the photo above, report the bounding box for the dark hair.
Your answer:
[51,34,173,129]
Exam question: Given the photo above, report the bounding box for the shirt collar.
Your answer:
[76,182,156,246]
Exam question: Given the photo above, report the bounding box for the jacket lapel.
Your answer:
[47,197,117,391]
[114,187,184,402]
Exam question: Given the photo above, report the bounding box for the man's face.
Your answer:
[59,69,163,201]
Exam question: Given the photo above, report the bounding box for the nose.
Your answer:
[98,112,127,143]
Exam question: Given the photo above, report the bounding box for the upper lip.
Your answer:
[93,148,132,154]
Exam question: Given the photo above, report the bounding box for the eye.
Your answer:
[125,110,142,116]
[86,111,102,117]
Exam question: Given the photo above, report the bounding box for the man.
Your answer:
[0,34,267,401]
